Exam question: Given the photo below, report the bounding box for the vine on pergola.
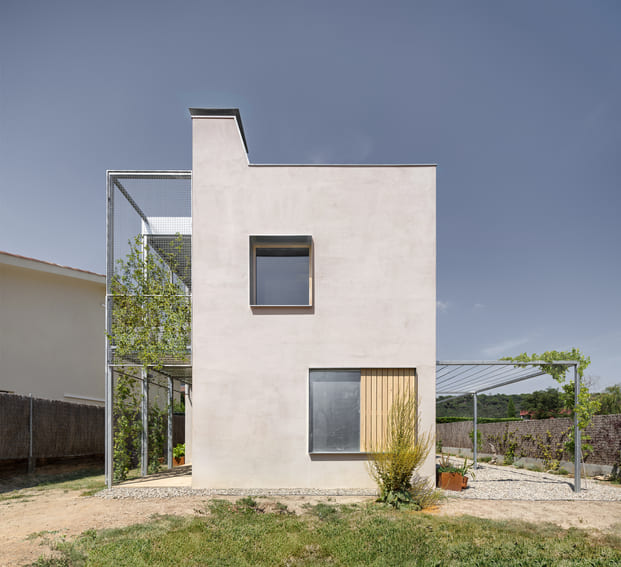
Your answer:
[502,349,600,456]
[109,234,191,481]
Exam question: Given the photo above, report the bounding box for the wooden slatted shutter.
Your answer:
[360,368,417,452]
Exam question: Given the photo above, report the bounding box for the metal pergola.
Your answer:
[105,170,192,489]
[436,360,583,492]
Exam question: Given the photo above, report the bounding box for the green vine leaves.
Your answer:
[502,349,601,455]
[109,234,191,371]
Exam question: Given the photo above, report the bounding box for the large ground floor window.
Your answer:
[309,368,417,454]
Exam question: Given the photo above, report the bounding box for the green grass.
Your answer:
[32,500,621,566]
[0,468,106,497]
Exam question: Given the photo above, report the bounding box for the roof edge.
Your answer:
[0,251,105,284]
[188,108,248,153]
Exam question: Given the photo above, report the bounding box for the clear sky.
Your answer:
[1,1,619,392]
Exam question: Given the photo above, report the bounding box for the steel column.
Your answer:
[28,393,35,474]
[105,171,114,488]
[167,377,173,469]
[574,364,581,492]
[141,369,148,476]
[473,393,478,469]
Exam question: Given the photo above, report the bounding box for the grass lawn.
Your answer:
[0,468,106,498]
[33,497,621,566]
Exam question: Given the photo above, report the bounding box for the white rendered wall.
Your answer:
[0,262,105,404]
[191,115,436,489]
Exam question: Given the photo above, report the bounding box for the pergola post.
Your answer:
[105,366,113,488]
[574,363,581,492]
[473,392,478,469]
[167,377,174,469]
[141,369,148,477]
[105,171,114,489]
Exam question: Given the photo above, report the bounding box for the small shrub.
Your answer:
[610,451,621,483]
[367,393,439,509]
[486,428,521,466]
[235,496,260,512]
[274,502,290,514]
[468,429,483,451]
[523,430,566,471]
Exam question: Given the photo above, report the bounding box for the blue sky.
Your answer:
[1,1,619,391]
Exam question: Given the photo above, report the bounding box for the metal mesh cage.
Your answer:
[106,172,191,485]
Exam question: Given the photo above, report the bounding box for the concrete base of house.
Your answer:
[440,447,614,477]
[115,466,379,494]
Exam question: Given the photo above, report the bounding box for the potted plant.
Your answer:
[456,457,475,489]
[437,454,474,491]
[173,443,185,466]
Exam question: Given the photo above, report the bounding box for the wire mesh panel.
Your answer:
[110,368,142,482]
[106,172,192,485]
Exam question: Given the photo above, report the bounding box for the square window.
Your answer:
[250,235,312,306]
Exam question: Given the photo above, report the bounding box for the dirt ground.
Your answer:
[1,488,621,566]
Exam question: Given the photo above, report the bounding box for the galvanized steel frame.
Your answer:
[105,170,192,489]
[436,360,582,492]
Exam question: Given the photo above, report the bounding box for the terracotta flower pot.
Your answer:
[437,472,463,491]
[173,456,185,466]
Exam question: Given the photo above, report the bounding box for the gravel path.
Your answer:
[99,487,378,499]
[445,462,621,501]
[97,462,621,501]
[100,472,621,501]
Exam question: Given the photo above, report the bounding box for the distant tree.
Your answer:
[523,388,565,419]
[597,385,621,415]
[506,398,516,418]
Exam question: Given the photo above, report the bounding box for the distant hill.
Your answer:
[436,393,526,419]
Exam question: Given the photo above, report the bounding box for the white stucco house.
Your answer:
[189,109,436,489]
[0,251,105,405]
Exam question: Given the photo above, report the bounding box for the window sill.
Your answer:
[250,304,312,308]
[308,452,367,456]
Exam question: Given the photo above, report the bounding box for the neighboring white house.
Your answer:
[0,251,105,405]
[190,109,436,489]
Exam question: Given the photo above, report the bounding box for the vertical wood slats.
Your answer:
[360,368,417,452]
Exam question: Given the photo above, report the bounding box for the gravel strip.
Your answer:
[444,462,621,501]
[96,463,621,501]
[97,487,378,499]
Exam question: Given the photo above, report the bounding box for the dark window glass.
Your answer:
[256,247,309,305]
[309,370,360,453]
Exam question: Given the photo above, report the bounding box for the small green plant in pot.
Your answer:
[173,443,185,466]
[437,454,474,491]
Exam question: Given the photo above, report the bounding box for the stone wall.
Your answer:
[437,414,621,465]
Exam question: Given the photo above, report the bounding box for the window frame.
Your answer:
[249,235,313,307]
[308,369,361,455]
[308,367,418,456]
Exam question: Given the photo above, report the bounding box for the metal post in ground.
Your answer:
[167,377,173,469]
[574,363,581,492]
[28,393,35,474]
[141,369,148,477]
[105,171,114,489]
[473,392,478,469]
